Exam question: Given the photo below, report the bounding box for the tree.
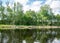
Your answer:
[55,14,60,26]
[38,5,54,25]
[24,9,37,25]
[0,0,7,24]
[15,2,23,25]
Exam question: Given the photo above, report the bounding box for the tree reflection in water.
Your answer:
[0,29,60,43]
[52,38,60,43]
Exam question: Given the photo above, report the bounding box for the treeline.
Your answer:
[0,1,60,25]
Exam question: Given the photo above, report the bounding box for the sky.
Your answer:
[0,0,60,15]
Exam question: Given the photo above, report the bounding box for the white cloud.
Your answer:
[50,0,60,14]
[50,1,60,9]
[14,0,28,5]
[14,0,60,14]
[45,0,60,14]
[23,1,42,12]
[45,0,52,5]
[23,0,60,14]
[30,1,41,12]
[23,5,30,12]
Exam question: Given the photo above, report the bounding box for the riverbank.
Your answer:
[0,25,60,29]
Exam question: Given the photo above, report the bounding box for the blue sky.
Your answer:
[27,0,46,5]
[0,0,60,15]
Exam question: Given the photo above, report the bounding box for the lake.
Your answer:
[0,28,60,43]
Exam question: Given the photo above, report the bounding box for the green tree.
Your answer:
[0,1,7,24]
[15,2,23,25]
[55,14,60,26]
[38,5,54,25]
[24,10,37,25]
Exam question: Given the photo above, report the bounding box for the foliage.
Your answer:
[0,1,60,26]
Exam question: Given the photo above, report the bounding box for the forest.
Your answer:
[0,1,60,26]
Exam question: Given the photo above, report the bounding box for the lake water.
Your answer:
[0,29,60,43]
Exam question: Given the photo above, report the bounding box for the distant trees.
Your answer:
[24,10,37,25]
[37,5,54,25]
[13,2,23,25]
[0,1,60,25]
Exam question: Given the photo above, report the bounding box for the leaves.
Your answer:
[0,1,59,25]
